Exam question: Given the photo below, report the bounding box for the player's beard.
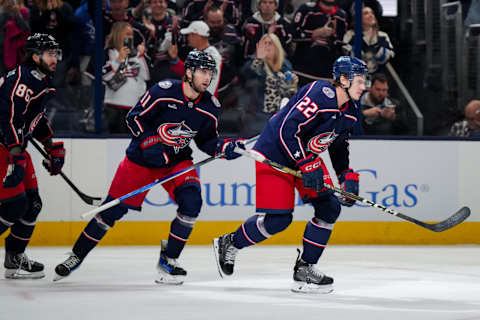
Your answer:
[37,58,55,76]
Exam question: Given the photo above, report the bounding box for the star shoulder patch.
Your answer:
[158,80,173,89]
[211,95,221,108]
[322,86,335,99]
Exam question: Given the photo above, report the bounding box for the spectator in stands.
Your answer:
[242,0,291,59]
[337,0,382,26]
[360,73,406,135]
[87,0,146,47]
[465,0,480,26]
[140,0,180,84]
[168,20,222,96]
[290,0,348,86]
[182,0,243,29]
[449,100,480,138]
[0,0,30,75]
[204,5,242,102]
[241,33,297,136]
[88,21,150,133]
[30,0,78,87]
[342,6,394,75]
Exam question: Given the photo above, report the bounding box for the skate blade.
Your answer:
[5,269,45,280]
[154,275,184,285]
[212,238,225,279]
[52,272,67,282]
[291,281,334,294]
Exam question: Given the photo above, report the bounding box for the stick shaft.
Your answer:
[81,135,259,219]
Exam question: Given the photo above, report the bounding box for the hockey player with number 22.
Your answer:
[0,34,65,280]
[214,56,367,293]
[54,50,246,284]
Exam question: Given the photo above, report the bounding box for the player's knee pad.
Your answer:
[311,194,341,224]
[97,196,129,228]
[263,213,293,235]
[175,186,202,220]
[0,198,28,225]
[21,190,42,223]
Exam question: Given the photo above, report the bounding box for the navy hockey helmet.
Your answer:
[332,56,368,82]
[184,50,216,74]
[26,33,61,59]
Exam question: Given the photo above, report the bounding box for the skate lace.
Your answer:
[305,264,324,282]
[224,244,238,264]
[63,255,81,269]
[14,253,32,276]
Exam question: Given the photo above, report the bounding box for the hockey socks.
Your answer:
[4,220,35,253]
[301,218,333,264]
[72,216,109,259]
[166,213,195,259]
[233,214,293,249]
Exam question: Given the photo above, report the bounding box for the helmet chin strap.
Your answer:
[342,79,353,102]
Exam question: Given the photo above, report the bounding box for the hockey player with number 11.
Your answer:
[214,56,367,293]
[54,50,245,284]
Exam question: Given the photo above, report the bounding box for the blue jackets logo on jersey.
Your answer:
[307,132,338,154]
[157,121,197,153]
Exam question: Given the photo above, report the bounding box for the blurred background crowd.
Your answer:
[1,0,478,137]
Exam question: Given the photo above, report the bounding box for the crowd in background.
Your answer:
[0,0,478,137]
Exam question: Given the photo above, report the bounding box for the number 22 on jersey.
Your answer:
[296,97,318,118]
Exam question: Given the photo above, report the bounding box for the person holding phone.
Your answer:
[85,21,150,133]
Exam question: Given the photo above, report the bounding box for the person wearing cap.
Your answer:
[168,20,222,97]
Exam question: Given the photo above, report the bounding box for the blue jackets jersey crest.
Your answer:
[126,79,222,168]
[253,80,358,174]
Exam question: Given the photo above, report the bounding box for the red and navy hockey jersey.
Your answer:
[0,65,56,150]
[125,79,226,168]
[253,80,358,175]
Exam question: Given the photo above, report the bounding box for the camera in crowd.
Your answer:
[123,38,137,57]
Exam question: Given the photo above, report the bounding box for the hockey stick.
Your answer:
[80,135,259,220]
[29,138,103,206]
[235,148,470,232]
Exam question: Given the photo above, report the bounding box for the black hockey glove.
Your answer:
[42,142,65,175]
[297,155,324,191]
[3,153,26,188]
[337,169,359,207]
[217,139,245,160]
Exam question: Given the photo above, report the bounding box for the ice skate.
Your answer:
[155,240,187,285]
[212,233,238,277]
[53,253,83,281]
[4,251,45,279]
[291,249,333,294]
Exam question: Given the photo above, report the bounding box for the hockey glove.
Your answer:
[337,169,359,207]
[42,142,65,175]
[217,139,245,160]
[3,153,26,188]
[297,155,324,191]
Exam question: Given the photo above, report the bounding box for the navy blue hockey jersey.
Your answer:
[0,65,56,150]
[253,80,358,175]
[125,79,225,168]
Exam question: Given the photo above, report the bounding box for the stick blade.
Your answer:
[429,206,471,232]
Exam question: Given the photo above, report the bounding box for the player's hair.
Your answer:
[260,33,284,74]
[106,22,133,50]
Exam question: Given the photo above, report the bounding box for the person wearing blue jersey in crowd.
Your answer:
[0,34,65,279]
[213,56,367,294]
[54,50,245,284]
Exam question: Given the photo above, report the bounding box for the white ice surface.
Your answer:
[1,245,480,320]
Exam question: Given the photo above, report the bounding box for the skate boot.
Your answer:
[4,251,45,279]
[53,253,83,281]
[213,233,238,277]
[155,240,187,285]
[291,249,334,294]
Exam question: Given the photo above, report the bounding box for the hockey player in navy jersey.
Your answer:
[0,34,65,279]
[54,50,245,284]
[213,56,367,293]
